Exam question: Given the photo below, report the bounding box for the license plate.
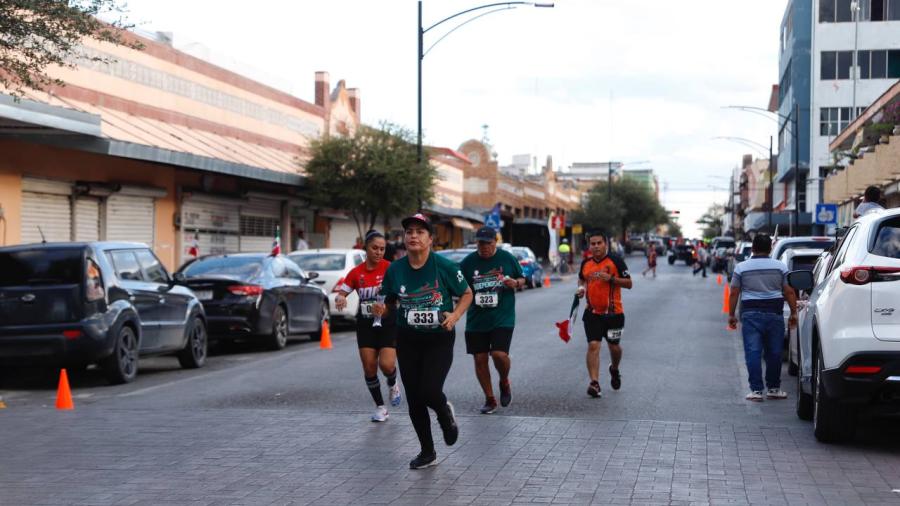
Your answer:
[407,309,440,327]
[475,292,498,308]
[360,302,374,317]
[194,290,213,301]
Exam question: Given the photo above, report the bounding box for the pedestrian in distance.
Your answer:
[692,242,708,278]
[641,247,657,278]
[294,230,309,251]
[853,185,885,220]
[335,230,400,423]
[577,233,632,398]
[727,234,798,402]
[558,239,572,274]
[459,227,526,414]
[372,213,473,470]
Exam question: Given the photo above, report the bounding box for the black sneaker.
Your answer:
[587,381,602,398]
[609,366,621,391]
[409,451,437,469]
[499,380,512,407]
[480,397,498,414]
[440,402,459,446]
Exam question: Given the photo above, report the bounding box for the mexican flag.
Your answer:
[187,231,200,258]
[271,226,281,256]
[555,294,580,343]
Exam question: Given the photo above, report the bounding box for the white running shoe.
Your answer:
[390,383,402,407]
[766,388,788,399]
[745,391,764,402]
[371,405,389,422]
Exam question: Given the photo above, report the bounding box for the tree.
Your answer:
[697,203,727,238]
[1,1,141,98]
[573,178,669,239]
[665,219,683,238]
[305,123,437,242]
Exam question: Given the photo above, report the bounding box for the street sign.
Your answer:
[815,203,838,225]
[484,209,502,230]
[572,224,583,234]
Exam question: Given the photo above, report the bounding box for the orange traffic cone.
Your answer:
[721,285,731,314]
[56,369,74,410]
[544,276,551,288]
[716,274,723,285]
[319,320,332,350]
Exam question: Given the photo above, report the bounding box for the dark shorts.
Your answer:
[465,327,514,355]
[582,312,625,344]
[356,319,397,350]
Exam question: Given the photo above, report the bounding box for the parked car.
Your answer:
[668,243,695,265]
[786,209,900,442]
[779,248,825,363]
[627,235,647,253]
[726,241,753,282]
[708,237,735,271]
[511,246,544,288]
[177,254,329,349]
[288,249,365,322]
[436,248,476,264]
[0,242,207,384]
[788,250,832,377]
[771,236,834,261]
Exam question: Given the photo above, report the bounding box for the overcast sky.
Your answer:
[122,0,788,237]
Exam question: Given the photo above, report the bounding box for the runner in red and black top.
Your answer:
[335,230,400,423]
[576,233,633,398]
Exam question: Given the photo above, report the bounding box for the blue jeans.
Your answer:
[740,311,785,392]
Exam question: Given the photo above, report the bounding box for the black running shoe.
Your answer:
[499,380,512,407]
[587,381,602,398]
[610,365,621,391]
[440,402,459,446]
[409,451,437,469]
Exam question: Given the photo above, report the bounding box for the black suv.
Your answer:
[0,242,207,384]
[668,243,696,265]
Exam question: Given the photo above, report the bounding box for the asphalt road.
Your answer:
[0,254,860,429]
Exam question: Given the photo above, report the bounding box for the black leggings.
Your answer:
[397,327,455,454]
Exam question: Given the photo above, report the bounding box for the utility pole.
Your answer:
[793,102,800,236]
[768,135,773,232]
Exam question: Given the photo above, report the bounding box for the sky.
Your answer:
[119,0,788,237]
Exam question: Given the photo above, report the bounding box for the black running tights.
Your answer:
[397,328,455,454]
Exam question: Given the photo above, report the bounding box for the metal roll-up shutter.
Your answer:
[239,198,282,252]
[181,194,241,264]
[329,219,360,249]
[74,197,101,242]
[106,194,155,245]
[21,178,72,244]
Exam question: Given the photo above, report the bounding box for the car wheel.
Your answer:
[812,345,856,442]
[668,256,675,265]
[178,317,208,369]
[536,273,543,288]
[268,305,289,351]
[526,274,535,289]
[309,302,329,341]
[796,343,813,421]
[102,324,139,385]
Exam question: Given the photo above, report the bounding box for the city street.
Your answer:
[2,255,900,505]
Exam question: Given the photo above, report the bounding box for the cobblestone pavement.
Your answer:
[2,405,900,506]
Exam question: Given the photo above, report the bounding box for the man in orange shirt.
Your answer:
[577,233,633,398]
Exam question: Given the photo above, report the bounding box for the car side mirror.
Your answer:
[787,270,814,292]
[306,271,319,281]
[172,272,187,285]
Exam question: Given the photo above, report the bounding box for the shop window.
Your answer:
[240,215,280,237]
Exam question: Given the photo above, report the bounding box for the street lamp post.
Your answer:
[711,135,774,232]
[417,1,554,166]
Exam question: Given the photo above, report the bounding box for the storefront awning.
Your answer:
[0,94,101,136]
[744,211,813,231]
[450,217,474,230]
[425,203,484,222]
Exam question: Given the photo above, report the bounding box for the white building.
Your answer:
[809,0,900,228]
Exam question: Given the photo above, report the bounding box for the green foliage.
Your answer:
[0,1,142,98]
[696,203,727,238]
[305,123,437,241]
[665,219,683,238]
[573,178,669,238]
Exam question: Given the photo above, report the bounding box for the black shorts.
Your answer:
[356,319,397,350]
[582,312,625,344]
[465,327,514,355]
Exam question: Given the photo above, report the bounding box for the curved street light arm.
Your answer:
[424,1,532,34]
[712,136,769,156]
[424,6,518,57]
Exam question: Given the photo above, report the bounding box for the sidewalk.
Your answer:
[2,406,899,505]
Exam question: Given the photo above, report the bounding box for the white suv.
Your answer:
[788,208,900,442]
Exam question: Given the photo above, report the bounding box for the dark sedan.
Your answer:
[178,254,329,350]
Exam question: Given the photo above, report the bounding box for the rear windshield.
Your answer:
[182,256,264,280]
[777,240,834,257]
[0,248,83,287]
[289,253,346,271]
[792,255,820,272]
[871,217,900,259]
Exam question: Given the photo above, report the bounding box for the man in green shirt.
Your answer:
[460,227,526,414]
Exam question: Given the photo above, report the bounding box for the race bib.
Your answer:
[360,302,374,317]
[407,309,440,327]
[608,328,623,341]
[475,292,498,308]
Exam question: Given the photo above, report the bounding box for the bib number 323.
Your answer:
[407,309,440,327]
[475,292,498,308]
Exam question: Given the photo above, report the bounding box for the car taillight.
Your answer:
[227,285,264,296]
[519,259,530,266]
[86,260,105,302]
[839,266,900,285]
[63,330,82,340]
[845,365,882,375]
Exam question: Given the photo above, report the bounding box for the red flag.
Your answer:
[187,231,200,258]
[555,294,580,343]
[271,226,281,256]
